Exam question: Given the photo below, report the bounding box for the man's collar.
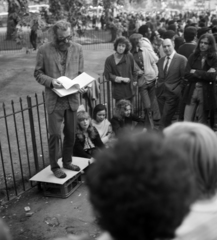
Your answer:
[166,50,176,60]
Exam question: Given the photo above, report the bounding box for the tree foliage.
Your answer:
[6,0,29,40]
[49,0,86,27]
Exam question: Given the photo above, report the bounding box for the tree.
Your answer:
[6,0,29,40]
[49,0,64,21]
[62,0,84,27]
[49,0,85,27]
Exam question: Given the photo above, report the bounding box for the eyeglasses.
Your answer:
[200,41,209,45]
[57,35,72,43]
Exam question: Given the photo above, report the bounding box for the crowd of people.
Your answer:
[105,9,217,130]
[2,8,217,240]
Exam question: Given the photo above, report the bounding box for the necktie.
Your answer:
[164,56,170,77]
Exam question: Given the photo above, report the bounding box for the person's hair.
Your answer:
[164,122,217,198]
[50,20,71,43]
[212,18,217,25]
[163,30,176,40]
[199,22,206,28]
[212,25,217,34]
[76,111,97,140]
[158,27,166,38]
[138,24,151,37]
[93,104,107,121]
[194,33,217,58]
[184,26,197,42]
[86,132,196,240]
[197,27,210,39]
[129,33,143,52]
[150,30,160,43]
[213,33,217,43]
[168,19,175,25]
[113,99,132,120]
[174,36,185,51]
[168,24,177,32]
[114,37,131,54]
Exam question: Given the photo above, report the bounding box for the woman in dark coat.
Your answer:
[183,33,217,125]
[74,111,104,159]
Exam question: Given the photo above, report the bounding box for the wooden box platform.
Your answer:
[30,157,89,198]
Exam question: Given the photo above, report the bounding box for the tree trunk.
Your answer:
[6,0,29,40]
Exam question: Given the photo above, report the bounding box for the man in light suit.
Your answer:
[34,20,85,178]
[156,38,187,129]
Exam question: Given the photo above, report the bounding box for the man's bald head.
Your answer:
[162,38,174,56]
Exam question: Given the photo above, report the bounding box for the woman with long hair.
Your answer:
[183,33,217,125]
[92,104,113,144]
[110,99,145,136]
[73,111,104,159]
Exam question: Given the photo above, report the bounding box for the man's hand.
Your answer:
[78,87,88,94]
[190,69,196,73]
[138,70,144,76]
[122,78,130,83]
[207,68,216,73]
[133,82,137,87]
[52,79,63,89]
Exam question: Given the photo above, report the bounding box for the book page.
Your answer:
[71,72,95,89]
[57,72,95,90]
[53,84,80,97]
[53,72,96,97]
[57,76,74,90]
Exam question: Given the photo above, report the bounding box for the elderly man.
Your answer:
[156,38,187,129]
[34,20,85,178]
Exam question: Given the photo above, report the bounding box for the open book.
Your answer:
[52,72,95,97]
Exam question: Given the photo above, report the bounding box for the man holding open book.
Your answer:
[34,20,85,178]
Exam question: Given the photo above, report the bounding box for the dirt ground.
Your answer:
[0,44,113,240]
[0,182,101,240]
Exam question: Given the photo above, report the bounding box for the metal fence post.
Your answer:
[106,76,112,120]
[27,96,39,173]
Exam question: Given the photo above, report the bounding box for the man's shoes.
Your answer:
[53,169,67,179]
[63,164,80,172]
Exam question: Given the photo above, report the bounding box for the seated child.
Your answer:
[74,111,104,159]
[92,104,113,144]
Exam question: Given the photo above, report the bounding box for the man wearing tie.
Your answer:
[156,38,187,129]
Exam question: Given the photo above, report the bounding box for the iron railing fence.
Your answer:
[0,29,113,53]
[0,76,142,203]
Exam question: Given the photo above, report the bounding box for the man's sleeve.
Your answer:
[78,45,84,74]
[179,56,187,90]
[180,56,187,77]
[34,47,54,88]
[130,54,138,82]
[194,58,217,82]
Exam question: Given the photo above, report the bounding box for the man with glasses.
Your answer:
[34,20,85,178]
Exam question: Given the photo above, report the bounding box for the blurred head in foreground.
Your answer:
[86,131,196,240]
[164,122,217,199]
